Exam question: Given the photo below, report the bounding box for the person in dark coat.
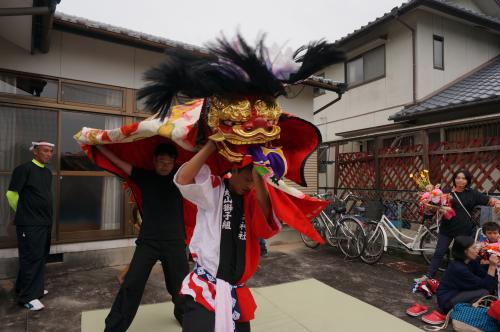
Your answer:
[437,236,498,313]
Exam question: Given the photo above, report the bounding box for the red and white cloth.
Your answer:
[174,164,281,330]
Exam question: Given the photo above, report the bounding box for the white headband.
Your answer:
[29,141,55,151]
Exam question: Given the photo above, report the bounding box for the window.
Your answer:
[0,71,58,99]
[0,106,58,240]
[135,96,146,113]
[59,111,124,235]
[60,111,122,171]
[0,106,58,171]
[0,71,138,247]
[433,35,444,70]
[61,82,123,108]
[313,73,326,97]
[346,45,385,86]
[59,176,123,232]
[318,146,329,173]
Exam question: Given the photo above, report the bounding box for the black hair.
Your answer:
[154,144,177,158]
[451,236,475,262]
[137,34,345,119]
[483,222,500,234]
[452,169,472,188]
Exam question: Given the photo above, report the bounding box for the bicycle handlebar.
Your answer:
[342,191,362,203]
[313,192,333,199]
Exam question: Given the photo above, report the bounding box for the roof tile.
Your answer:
[391,57,500,120]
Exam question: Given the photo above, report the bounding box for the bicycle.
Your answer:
[360,200,446,265]
[301,192,367,259]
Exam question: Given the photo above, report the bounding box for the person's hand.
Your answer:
[494,201,500,214]
[489,254,499,265]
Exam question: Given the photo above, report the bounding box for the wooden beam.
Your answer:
[421,130,429,169]
[429,145,500,155]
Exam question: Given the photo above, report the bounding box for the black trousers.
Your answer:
[15,225,51,304]
[105,239,189,332]
[427,233,453,278]
[182,295,251,332]
[441,289,490,313]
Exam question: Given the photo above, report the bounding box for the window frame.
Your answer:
[59,79,126,111]
[433,35,444,71]
[345,45,386,89]
[0,70,141,248]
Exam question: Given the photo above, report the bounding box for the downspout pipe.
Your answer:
[393,12,417,105]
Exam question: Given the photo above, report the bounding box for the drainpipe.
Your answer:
[393,14,417,104]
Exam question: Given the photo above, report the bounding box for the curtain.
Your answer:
[0,74,17,94]
[100,116,123,230]
[100,176,122,230]
[62,84,122,108]
[0,107,17,237]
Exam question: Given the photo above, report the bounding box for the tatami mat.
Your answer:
[81,278,422,332]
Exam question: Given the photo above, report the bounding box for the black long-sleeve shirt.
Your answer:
[439,189,490,237]
[437,259,497,311]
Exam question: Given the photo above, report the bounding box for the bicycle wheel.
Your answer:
[420,225,450,271]
[335,216,366,259]
[301,217,321,249]
[360,221,385,264]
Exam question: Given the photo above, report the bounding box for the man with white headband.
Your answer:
[6,140,55,311]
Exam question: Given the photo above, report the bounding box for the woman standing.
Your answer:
[426,169,499,279]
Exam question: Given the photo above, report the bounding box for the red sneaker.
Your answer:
[406,303,428,317]
[421,310,446,325]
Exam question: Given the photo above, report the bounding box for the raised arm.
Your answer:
[176,141,216,185]
[252,167,271,221]
[96,145,132,176]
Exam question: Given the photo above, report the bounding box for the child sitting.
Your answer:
[482,222,500,244]
[479,222,500,265]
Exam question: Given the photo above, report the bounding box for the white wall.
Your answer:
[278,85,314,122]
[0,30,166,88]
[313,20,414,142]
[0,0,32,51]
[416,10,500,100]
[313,8,500,143]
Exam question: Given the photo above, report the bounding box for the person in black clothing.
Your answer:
[6,141,55,311]
[98,144,188,332]
[437,236,498,313]
[425,169,499,279]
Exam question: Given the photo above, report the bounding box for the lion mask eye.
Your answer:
[223,120,234,126]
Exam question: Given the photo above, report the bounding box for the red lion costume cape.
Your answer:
[75,35,346,245]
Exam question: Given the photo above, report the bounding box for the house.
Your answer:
[315,0,500,223]
[0,1,334,277]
